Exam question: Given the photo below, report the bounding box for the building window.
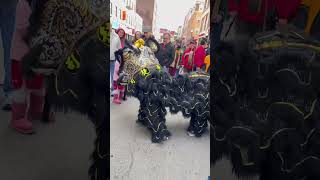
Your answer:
[115,6,117,17]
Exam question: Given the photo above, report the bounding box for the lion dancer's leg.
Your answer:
[142,100,170,143]
[138,100,172,138]
[41,89,55,123]
[90,120,108,180]
[121,87,127,101]
[25,68,53,123]
[41,75,56,123]
[136,100,147,126]
[187,111,208,137]
[27,84,45,121]
[158,104,172,137]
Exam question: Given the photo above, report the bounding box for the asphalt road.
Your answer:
[110,98,210,180]
[0,93,209,180]
[0,92,96,180]
[0,91,249,180]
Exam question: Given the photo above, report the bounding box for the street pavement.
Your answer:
[110,98,259,180]
[0,91,96,180]
[110,98,210,180]
[0,92,250,180]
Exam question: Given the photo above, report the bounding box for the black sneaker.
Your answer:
[187,130,195,137]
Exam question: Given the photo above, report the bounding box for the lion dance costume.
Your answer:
[116,39,210,143]
[212,27,320,180]
[21,0,109,179]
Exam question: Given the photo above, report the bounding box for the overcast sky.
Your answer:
[157,0,197,31]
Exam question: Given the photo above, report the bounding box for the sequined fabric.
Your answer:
[28,0,109,75]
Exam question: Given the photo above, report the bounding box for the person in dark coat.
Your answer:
[156,33,175,72]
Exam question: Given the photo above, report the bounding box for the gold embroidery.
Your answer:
[97,141,107,159]
[140,68,150,77]
[65,53,80,71]
[97,21,110,47]
[156,65,161,71]
[130,78,136,84]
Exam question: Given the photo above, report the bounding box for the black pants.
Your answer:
[122,88,127,100]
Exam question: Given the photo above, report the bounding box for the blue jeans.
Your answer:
[0,0,18,97]
[110,60,115,91]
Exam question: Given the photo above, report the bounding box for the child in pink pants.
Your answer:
[112,61,125,104]
[10,0,53,134]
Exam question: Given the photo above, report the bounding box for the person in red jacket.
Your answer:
[226,0,302,51]
[182,41,196,73]
[228,0,301,28]
[194,39,208,71]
